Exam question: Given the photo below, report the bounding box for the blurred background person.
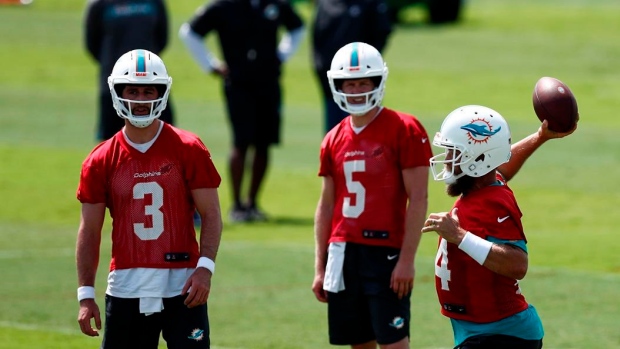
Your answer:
[311,0,392,134]
[179,0,304,223]
[84,0,175,141]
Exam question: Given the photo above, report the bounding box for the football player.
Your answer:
[423,105,576,349]
[75,49,223,349]
[312,42,432,349]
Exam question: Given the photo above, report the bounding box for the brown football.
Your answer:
[532,77,579,132]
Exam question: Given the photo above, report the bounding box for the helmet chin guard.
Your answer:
[108,49,172,128]
[327,42,388,116]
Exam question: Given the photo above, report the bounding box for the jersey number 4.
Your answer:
[343,160,366,218]
[435,238,452,291]
[133,182,164,240]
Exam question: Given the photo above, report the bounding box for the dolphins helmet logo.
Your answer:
[460,118,501,144]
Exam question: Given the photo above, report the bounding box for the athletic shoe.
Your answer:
[247,207,268,222]
[229,207,249,223]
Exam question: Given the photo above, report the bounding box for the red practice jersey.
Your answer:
[435,175,529,323]
[77,123,221,270]
[319,108,432,248]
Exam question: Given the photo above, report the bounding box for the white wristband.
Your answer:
[458,232,493,265]
[197,256,215,274]
[77,286,95,302]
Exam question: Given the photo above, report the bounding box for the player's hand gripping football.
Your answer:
[538,118,578,142]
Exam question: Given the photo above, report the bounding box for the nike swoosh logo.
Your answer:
[387,254,398,260]
[421,138,428,143]
[497,216,510,223]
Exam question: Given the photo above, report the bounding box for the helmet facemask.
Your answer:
[331,76,385,116]
[111,84,170,128]
[430,143,469,184]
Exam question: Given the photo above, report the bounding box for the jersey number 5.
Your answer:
[133,182,164,240]
[343,160,366,218]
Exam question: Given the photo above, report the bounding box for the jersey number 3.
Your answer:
[343,160,366,218]
[133,182,164,240]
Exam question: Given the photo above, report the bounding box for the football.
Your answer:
[532,76,579,132]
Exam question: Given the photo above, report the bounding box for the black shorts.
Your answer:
[101,294,210,349]
[455,334,543,349]
[223,78,281,148]
[327,243,410,346]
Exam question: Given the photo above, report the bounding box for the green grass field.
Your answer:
[1,0,619,348]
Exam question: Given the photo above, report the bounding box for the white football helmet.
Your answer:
[108,49,172,128]
[430,105,512,184]
[327,42,388,116]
